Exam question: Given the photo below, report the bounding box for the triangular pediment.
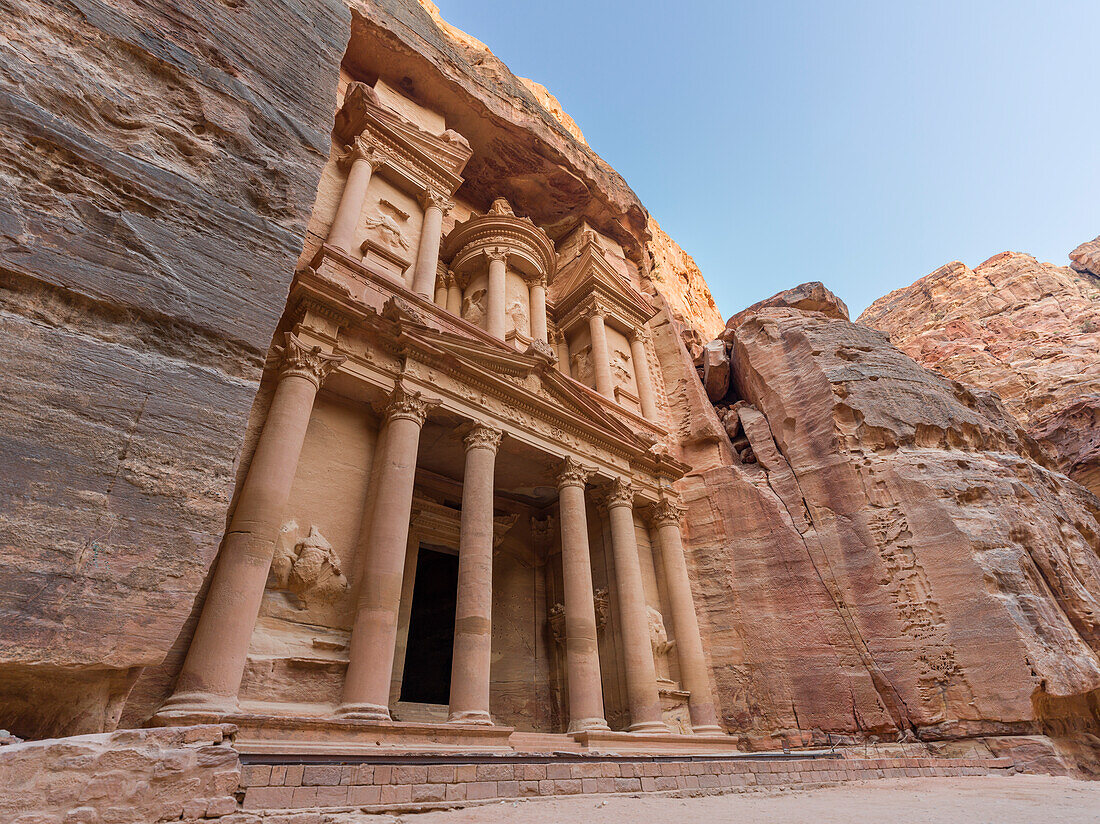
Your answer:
[552,240,657,326]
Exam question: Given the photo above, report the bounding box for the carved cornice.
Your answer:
[556,456,593,489]
[276,332,346,388]
[464,423,503,453]
[647,495,687,528]
[382,384,436,426]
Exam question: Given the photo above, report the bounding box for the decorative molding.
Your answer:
[525,339,558,365]
[381,295,425,326]
[464,423,503,453]
[276,332,346,388]
[556,456,593,489]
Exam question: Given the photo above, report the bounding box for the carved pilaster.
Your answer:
[276,333,346,389]
[555,456,593,489]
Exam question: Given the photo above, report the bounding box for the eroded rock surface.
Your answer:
[673,284,1100,752]
[859,251,1100,498]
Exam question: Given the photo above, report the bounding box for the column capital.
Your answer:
[647,495,686,527]
[338,134,385,171]
[420,186,452,213]
[555,456,593,489]
[464,423,502,453]
[444,270,458,288]
[602,477,636,510]
[527,273,548,289]
[276,333,346,388]
[484,246,509,264]
[382,384,436,426]
[629,325,652,344]
[584,302,608,322]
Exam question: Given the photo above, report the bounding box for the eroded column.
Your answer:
[604,479,667,732]
[411,189,448,298]
[486,247,508,340]
[649,496,723,735]
[587,307,615,399]
[446,272,463,316]
[448,423,502,725]
[629,327,659,422]
[556,457,609,733]
[529,276,548,343]
[158,334,345,716]
[338,385,434,720]
[328,135,381,255]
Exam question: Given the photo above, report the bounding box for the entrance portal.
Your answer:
[399,546,459,705]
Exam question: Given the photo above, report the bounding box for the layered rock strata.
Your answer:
[668,284,1100,768]
[859,250,1100,498]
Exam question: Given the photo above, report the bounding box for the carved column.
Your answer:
[446,272,463,316]
[587,307,615,399]
[448,423,502,725]
[556,457,609,733]
[604,479,667,732]
[328,135,382,254]
[629,327,659,421]
[158,334,345,716]
[529,276,548,344]
[411,189,449,298]
[648,496,723,735]
[434,271,448,307]
[486,247,508,341]
[553,329,571,376]
[339,385,434,720]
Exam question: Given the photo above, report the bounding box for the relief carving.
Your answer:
[462,288,487,326]
[610,348,632,388]
[507,296,529,335]
[570,344,594,384]
[363,210,410,253]
[270,522,348,610]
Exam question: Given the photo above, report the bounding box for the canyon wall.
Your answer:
[859,247,1100,498]
[670,284,1100,767]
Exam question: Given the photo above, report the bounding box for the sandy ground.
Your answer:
[375,776,1100,824]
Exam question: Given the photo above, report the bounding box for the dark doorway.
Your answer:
[400,546,459,705]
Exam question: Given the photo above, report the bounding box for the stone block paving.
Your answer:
[239,754,1014,812]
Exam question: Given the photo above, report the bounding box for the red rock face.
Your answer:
[673,285,1100,748]
[859,252,1100,499]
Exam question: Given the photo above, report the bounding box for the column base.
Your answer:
[690,724,726,736]
[153,690,240,720]
[567,717,610,733]
[627,720,671,734]
[335,702,392,721]
[447,709,493,726]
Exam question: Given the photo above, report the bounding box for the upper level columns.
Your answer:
[556,458,610,733]
[552,330,571,376]
[158,334,345,716]
[339,385,435,720]
[529,276,548,344]
[411,189,450,299]
[328,136,383,254]
[629,327,659,421]
[448,423,502,725]
[649,496,723,735]
[604,479,667,733]
[485,248,508,341]
[434,272,448,307]
[586,307,615,400]
[445,272,463,316]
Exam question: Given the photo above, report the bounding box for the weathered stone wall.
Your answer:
[0,0,349,736]
[667,284,1100,752]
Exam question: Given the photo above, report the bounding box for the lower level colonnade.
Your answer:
[157,341,719,738]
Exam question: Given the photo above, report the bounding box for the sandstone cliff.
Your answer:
[668,284,1100,768]
[859,249,1100,499]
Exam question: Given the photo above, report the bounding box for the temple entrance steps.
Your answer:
[237,750,1015,813]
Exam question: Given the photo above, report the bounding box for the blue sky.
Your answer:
[436,0,1099,319]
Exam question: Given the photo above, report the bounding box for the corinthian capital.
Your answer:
[276,333,346,388]
[647,495,686,528]
[630,325,652,343]
[603,477,636,509]
[464,423,502,453]
[485,246,509,264]
[382,384,436,426]
[555,456,593,489]
[420,187,452,213]
[338,134,384,171]
[583,302,607,322]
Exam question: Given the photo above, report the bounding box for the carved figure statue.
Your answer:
[462,288,487,326]
[363,212,409,251]
[506,296,529,336]
[570,345,594,384]
[610,348,632,388]
[271,522,348,610]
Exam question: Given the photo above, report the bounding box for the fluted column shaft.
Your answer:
[411,192,447,298]
[448,424,502,725]
[529,277,548,343]
[446,274,463,316]
[556,458,609,733]
[629,329,659,421]
[486,249,508,340]
[328,137,378,254]
[587,310,615,399]
[339,386,433,720]
[159,335,344,715]
[605,481,667,732]
[651,498,723,734]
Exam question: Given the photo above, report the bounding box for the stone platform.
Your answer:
[237,750,1016,812]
